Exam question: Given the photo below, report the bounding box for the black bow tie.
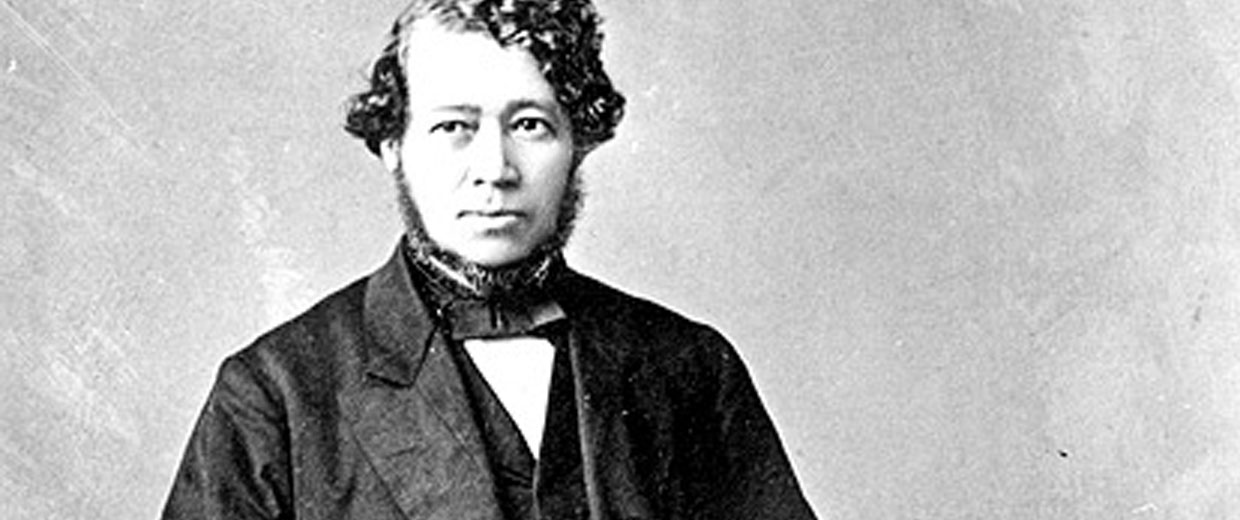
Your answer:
[440,298,566,340]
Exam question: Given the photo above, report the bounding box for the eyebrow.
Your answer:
[425,98,561,116]
[427,104,481,116]
[507,98,559,113]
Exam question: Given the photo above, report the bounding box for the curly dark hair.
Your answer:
[344,0,626,156]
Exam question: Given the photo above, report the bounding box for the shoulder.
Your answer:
[219,276,372,396]
[558,271,717,335]
[556,271,740,368]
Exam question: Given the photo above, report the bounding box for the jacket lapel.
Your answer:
[339,246,503,520]
[553,273,654,520]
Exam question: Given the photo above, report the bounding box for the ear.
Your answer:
[379,139,401,172]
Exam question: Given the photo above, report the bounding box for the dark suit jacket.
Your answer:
[163,246,816,519]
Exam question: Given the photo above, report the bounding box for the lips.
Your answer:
[458,209,526,231]
[458,209,525,219]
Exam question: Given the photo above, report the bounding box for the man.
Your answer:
[163,1,816,518]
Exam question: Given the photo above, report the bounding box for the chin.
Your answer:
[454,242,534,268]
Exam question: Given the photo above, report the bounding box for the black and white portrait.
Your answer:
[5,0,1240,518]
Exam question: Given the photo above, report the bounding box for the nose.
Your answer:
[465,122,518,188]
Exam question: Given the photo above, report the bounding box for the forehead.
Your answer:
[399,24,558,112]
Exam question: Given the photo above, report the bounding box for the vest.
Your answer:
[449,325,590,519]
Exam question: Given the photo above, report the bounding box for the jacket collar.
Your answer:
[344,243,504,519]
[359,241,438,386]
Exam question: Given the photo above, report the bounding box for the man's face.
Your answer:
[381,25,576,268]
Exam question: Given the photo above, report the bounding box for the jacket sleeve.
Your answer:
[701,330,818,520]
[162,353,293,520]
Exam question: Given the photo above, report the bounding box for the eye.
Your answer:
[429,120,475,135]
[510,117,556,140]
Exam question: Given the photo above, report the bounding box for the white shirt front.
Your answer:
[464,337,557,458]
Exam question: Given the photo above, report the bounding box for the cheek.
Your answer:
[401,172,454,226]
[530,166,572,213]
[401,150,456,193]
[411,185,450,221]
[526,148,574,190]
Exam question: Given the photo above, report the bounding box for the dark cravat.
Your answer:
[441,297,566,340]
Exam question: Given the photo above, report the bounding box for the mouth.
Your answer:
[459,208,524,218]
[458,209,526,228]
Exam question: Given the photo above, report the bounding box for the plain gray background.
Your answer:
[5,0,1240,518]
